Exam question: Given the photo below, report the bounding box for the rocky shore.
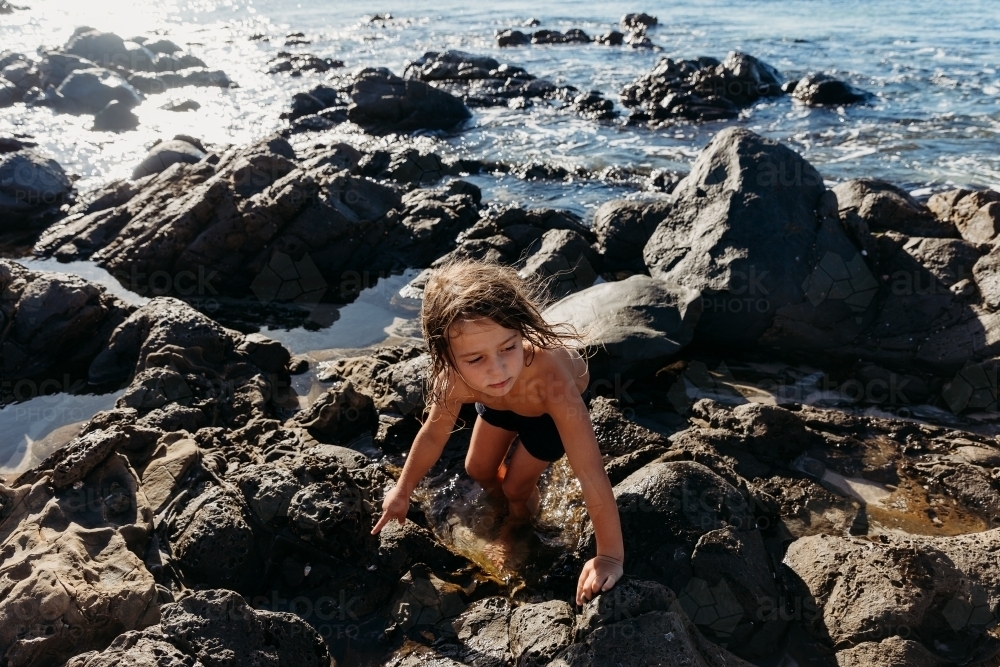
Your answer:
[3,14,1000,667]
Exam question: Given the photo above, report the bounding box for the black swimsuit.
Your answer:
[473,387,592,463]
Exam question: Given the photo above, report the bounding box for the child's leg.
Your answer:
[501,442,550,520]
[466,416,518,496]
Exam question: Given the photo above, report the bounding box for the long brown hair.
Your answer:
[420,258,587,424]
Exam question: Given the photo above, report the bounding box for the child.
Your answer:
[371,259,624,607]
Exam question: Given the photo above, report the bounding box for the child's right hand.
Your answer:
[370,485,410,535]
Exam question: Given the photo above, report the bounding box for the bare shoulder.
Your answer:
[530,343,590,394]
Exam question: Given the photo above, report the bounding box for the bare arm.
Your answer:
[396,398,461,495]
[546,375,625,604]
[371,393,462,534]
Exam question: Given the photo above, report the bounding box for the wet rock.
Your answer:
[64,28,131,68]
[128,68,234,93]
[0,79,20,106]
[2,60,40,99]
[594,31,624,46]
[144,39,183,55]
[35,51,98,89]
[49,67,141,113]
[348,67,471,133]
[318,343,429,415]
[0,145,73,229]
[284,84,344,121]
[509,600,575,665]
[131,138,206,179]
[544,275,702,383]
[152,52,207,73]
[592,198,672,275]
[791,73,871,106]
[0,453,159,667]
[386,642,467,666]
[0,260,131,389]
[518,228,600,299]
[531,29,591,44]
[496,29,530,47]
[621,52,783,124]
[833,178,953,238]
[621,13,658,31]
[160,98,200,111]
[267,51,343,75]
[569,91,616,120]
[92,99,140,131]
[402,50,582,112]
[644,127,874,351]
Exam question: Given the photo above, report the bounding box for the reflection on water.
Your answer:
[0,390,122,483]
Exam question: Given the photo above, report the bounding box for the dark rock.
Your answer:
[592,198,672,274]
[0,146,73,229]
[928,189,1000,244]
[496,29,530,47]
[833,178,953,237]
[51,67,141,113]
[64,28,131,68]
[160,99,200,111]
[543,274,702,382]
[518,228,601,299]
[509,600,576,665]
[153,52,207,72]
[131,138,206,178]
[92,99,140,131]
[621,13,658,30]
[285,381,378,443]
[267,51,343,75]
[620,52,783,124]
[35,50,98,88]
[643,127,874,351]
[791,73,871,106]
[127,68,234,93]
[531,29,591,44]
[2,61,40,96]
[594,31,625,46]
[348,67,471,133]
[144,39,182,54]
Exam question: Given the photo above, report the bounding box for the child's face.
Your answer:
[447,317,524,396]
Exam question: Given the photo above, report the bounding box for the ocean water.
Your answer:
[1,0,998,196]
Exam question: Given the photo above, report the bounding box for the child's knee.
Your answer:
[501,475,534,501]
[465,458,496,482]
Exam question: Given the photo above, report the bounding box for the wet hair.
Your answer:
[420,257,587,423]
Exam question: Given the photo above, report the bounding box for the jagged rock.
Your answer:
[144,39,182,55]
[531,29,591,44]
[644,127,876,352]
[791,73,871,106]
[161,98,200,112]
[450,597,514,667]
[620,52,783,123]
[551,578,755,667]
[285,381,378,443]
[0,145,73,229]
[65,589,332,667]
[928,188,1000,244]
[35,51,98,88]
[517,228,600,299]
[592,199,672,274]
[509,600,575,665]
[833,178,953,238]
[496,29,530,47]
[0,260,132,389]
[348,67,471,133]
[131,138,206,178]
[784,531,1000,664]
[543,274,702,382]
[835,637,949,667]
[0,454,159,667]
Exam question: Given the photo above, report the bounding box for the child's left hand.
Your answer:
[576,555,624,606]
